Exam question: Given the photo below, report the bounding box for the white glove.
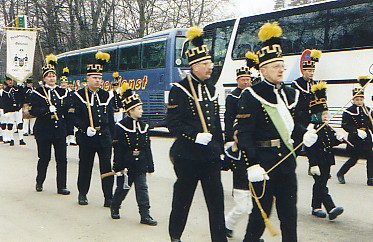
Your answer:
[87,127,97,137]
[195,132,213,145]
[116,171,123,177]
[335,130,346,141]
[49,105,57,113]
[357,129,367,139]
[247,164,270,182]
[303,129,318,147]
[310,166,321,176]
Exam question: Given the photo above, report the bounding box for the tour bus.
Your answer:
[203,0,373,127]
[57,28,188,128]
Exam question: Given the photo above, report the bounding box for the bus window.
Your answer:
[56,57,67,76]
[104,48,118,71]
[80,52,96,74]
[232,21,264,59]
[174,37,189,67]
[141,40,166,69]
[326,3,373,49]
[211,26,233,66]
[68,54,81,76]
[119,45,140,71]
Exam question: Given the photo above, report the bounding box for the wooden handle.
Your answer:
[42,86,59,121]
[84,87,94,128]
[187,74,208,133]
[100,170,124,179]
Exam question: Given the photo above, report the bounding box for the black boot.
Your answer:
[329,207,344,221]
[78,194,88,205]
[9,140,14,146]
[110,207,120,219]
[104,198,112,207]
[312,208,327,218]
[140,216,157,226]
[367,178,373,186]
[57,188,71,195]
[19,139,26,145]
[35,184,43,192]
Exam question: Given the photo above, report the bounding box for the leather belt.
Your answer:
[256,139,281,148]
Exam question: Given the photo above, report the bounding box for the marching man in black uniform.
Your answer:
[224,51,258,239]
[23,78,36,136]
[111,72,123,123]
[292,49,322,152]
[110,83,157,226]
[237,22,300,242]
[2,76,26,146]
[303,81,344,220]
[167,26,227,242]
[72,51,114,207]
[337,76,373,186]
[30,54,70,195]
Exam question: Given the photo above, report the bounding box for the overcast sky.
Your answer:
[229,0,275,17]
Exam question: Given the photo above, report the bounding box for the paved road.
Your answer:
[0,136,372,242]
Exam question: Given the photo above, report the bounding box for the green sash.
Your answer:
[262,103,295,156]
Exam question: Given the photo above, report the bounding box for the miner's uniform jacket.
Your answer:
[112,116,154,175]
[291,77,315,147]
[2,85,25,113]
[237,80,299,242]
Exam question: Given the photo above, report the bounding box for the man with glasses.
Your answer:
[237,22,300,242]
[167,26,227,242]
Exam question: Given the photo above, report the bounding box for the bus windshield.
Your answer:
[175,37,189,67]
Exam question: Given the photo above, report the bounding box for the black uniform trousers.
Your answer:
[112,172,150,218]
[339,148,373,179]
[77,144,113,200]
[36,137,67,190]
[244,170,297,242]
[311,162,335,212]
[169,157,227,242]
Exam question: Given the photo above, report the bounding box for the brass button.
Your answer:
[278,153,282,156]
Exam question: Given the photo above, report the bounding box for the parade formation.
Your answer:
[1,16,373,242]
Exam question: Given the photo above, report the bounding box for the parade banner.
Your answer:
[6,29,37,83]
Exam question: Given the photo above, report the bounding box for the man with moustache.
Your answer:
[237,22,301,242]
[72,52,114,207]
[167,26,227,242]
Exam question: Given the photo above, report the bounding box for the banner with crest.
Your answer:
[6,29,37,83]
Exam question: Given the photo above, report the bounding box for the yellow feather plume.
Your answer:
[112,72,119,78]
[95,51,110,62]
[311,49,322,59]
[258,22,282,42]
[45,54,57,64]
[63,67,69,74]
[186,26,203,42]
[103,52,110,62]
[120,82,131,96]
[245,51,259,64]
[311,81,327,93]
